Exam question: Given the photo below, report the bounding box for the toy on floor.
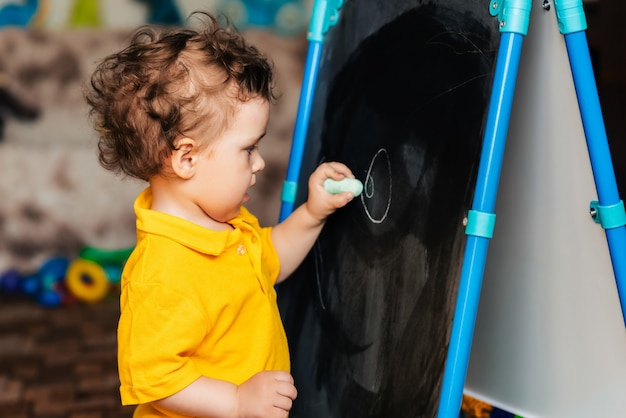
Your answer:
[0,245,133,307]
[0,257,73,307]
[214,0,307,36]
[65,245,132,303]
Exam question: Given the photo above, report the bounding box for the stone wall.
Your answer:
[0,27,304,272]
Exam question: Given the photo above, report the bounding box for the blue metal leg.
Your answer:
[439,3,626,417]
[564,30,626,324]
[279,40,322,221]
[436,31,525,418]
[278,0,344,222]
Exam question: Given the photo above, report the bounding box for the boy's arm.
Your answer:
[153,370,297,418]
[272,162,356,283]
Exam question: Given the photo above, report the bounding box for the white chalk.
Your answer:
[324,178,363,197]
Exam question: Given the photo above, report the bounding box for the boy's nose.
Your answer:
[253,152,265,173]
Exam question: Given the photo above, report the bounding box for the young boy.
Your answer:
[84,12,356,418]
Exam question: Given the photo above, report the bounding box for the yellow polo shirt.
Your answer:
[118,188,289,416]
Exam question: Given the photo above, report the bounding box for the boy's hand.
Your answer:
[236,371,297,417]
[306,162,357,222]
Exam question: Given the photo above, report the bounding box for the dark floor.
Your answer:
[0,296,134,418]
[0,294,497,418]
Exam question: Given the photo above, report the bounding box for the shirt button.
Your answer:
[237,245,246,255]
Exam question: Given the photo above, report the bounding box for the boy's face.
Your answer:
[190,97,270,224]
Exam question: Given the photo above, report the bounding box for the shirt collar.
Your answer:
[134,187,255,256]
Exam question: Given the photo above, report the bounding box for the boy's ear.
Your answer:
[170,137,197,180]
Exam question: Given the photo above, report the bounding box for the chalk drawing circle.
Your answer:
[360,148,392,224]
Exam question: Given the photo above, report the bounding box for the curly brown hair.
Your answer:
[84,12,276,181]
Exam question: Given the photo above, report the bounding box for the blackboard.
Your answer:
[277,1,500,417]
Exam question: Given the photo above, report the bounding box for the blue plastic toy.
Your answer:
[0,269,22,295]
[35,256,70,307]
[0,257,71,307]
[0,245,133,307]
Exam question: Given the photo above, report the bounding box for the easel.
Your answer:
[279,0,625,416]
[437,1,626,417]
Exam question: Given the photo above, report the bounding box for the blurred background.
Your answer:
[0,0,311,275]
[0,0,624,417]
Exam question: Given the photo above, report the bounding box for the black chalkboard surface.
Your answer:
[277,1,500,417]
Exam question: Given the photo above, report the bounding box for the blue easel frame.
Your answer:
[437,1,626,417]
[278,0,344,221]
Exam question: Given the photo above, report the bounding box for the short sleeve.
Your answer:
[118,282,207,405]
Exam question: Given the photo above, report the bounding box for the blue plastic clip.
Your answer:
[465,210,497,239]
[308,0,344,42]
[590,200,626,230]
[554,0,587,34]
[281,181,298,205]
[489,0,532,36]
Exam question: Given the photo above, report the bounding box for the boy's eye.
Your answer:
[246,145,258,154]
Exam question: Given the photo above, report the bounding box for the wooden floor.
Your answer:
[0,296,134,418]
[0,295,500,418]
